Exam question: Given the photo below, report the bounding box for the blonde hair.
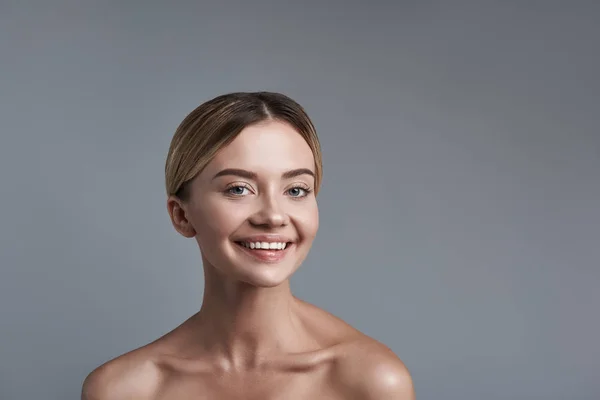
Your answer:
[165,92,323,201]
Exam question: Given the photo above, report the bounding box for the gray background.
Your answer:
[1,1,598,399]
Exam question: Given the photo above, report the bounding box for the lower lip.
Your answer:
[234,242,293,263]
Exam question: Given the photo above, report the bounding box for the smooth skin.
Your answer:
[82,121,415,399]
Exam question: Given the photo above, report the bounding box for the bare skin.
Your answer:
[82,121,415,399]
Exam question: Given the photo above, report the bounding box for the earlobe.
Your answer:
[176,222,197,238]
[167,197,197,238]
[172,212,196,238]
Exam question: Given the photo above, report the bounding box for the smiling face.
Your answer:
[171,120,319,287]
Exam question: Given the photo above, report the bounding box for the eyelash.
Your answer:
[224,183,312,198]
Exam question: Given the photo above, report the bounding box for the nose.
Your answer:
[249,194,289,228]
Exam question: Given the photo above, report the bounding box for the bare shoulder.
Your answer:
[296,299,415,398]
[81,346,163,400]
[332,336,415,400]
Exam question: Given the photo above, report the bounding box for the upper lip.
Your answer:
[235,235,295,243]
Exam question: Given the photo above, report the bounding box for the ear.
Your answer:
[166,195,197,238]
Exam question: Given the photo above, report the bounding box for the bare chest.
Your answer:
[156,367,351,400]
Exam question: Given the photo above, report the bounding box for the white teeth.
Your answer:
[240,241,288,250]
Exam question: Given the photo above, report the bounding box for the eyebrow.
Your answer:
[212,168,315,181]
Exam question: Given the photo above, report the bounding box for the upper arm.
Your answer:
[81,365,111,400]
[359,356,415,399]
[81,357,161,400]
[334,339,415,400]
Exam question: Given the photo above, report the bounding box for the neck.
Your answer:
[193,256,312,371]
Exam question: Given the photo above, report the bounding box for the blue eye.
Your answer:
[225,184,311,198]
[287,186,311,198]
[226,186,251,196]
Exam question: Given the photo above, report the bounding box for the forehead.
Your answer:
[205,120,315,175]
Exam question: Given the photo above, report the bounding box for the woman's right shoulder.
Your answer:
[81,345,164,400]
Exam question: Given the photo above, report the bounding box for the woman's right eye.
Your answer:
[226,185,251,196]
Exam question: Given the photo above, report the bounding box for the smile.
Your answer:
[238,241,289,250]
[233,241,294,263]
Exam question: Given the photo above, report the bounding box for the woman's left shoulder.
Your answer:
[332,336,416,400]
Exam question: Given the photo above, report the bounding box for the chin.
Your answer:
[202,241,305,287]
[230,259,299,288]
[241,275,289,288]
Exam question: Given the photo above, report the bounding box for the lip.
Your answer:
[234,234,295,244]
[233,239,295,264]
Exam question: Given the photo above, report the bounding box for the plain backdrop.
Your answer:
[1,1,599,399]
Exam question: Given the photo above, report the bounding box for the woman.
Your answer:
[82,92,415,399]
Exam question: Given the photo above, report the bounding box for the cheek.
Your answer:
[191,199,246,244]
[296,201,319,239]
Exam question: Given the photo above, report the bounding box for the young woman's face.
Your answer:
[183,120,319,287]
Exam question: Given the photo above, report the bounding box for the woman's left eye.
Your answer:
[287,187,310,197]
